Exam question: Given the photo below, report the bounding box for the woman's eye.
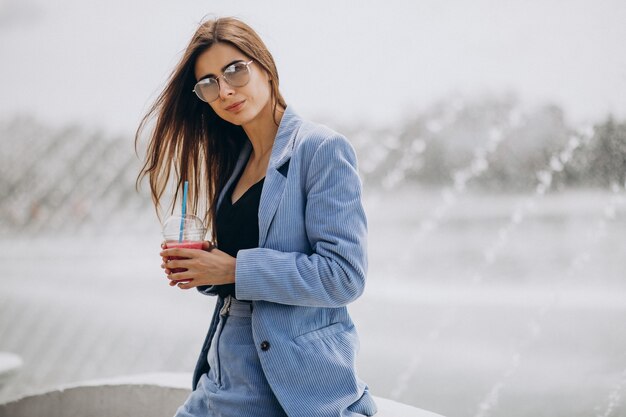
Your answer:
[230,63,246,73]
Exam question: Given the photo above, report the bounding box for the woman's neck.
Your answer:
[242,103,285,164]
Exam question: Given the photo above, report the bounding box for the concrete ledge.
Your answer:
[0,353,22,387]
[0,373,445,417]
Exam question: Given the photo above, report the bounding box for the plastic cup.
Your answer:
[162,214,206,282]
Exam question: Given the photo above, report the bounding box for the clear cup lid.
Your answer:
[163,214,206,241]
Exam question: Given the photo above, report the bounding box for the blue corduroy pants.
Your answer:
[174,296,288,417]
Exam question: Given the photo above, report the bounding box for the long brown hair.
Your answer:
[135,17,286,240]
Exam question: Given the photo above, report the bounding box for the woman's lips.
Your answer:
[225,100,245,112]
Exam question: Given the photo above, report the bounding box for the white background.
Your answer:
[1,0,625,135]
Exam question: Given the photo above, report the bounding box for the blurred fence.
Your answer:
[0,116,153,236]
[1,96,625,237]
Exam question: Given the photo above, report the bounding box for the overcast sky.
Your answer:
[1,0,625,136]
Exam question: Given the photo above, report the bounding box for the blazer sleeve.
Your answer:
[234,135,368,308]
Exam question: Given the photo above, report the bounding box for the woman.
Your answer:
[136,16,377,417]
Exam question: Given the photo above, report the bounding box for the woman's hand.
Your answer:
[160,241,236,290]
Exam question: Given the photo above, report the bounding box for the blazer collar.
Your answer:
[257,106,303,246]
[269,105,302,170]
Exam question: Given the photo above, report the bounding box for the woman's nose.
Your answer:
[218,79,236,100]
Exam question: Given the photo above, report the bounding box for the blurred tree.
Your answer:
[584,117,626,187]
[354,96,626,192]
[484,104,570,191]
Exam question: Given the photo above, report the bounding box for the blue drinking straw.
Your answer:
[179,180,188,242]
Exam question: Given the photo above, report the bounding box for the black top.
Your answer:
[213,167,265,299]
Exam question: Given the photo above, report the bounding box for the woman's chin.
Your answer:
[216,109,250,126]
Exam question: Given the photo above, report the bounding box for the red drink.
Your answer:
[164,240,203,281]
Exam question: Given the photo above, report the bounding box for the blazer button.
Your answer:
[260,341,270,351]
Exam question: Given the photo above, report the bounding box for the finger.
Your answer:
[169,278,191,287]
[202,241,216,251]
[177,280,197,290]
[161,241,166,249]
[164,259,191,271]
[167,270,191,282]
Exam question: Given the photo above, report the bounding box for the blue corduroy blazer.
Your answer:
[192,105,377,417]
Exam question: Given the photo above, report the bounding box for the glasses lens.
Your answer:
[224,62,250,87]
[194,79,219,103]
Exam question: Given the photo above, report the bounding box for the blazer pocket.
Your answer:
[294,322,345,346]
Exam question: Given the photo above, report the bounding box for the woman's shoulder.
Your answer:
[294,116,355,157]
[288,119,359,179]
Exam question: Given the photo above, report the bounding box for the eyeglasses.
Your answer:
[192,60,254,103]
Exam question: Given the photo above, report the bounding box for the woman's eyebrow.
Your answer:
[197,59,245,82]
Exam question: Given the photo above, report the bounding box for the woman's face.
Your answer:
[194,43,272,126]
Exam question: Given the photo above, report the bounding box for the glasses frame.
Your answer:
[192,60,254,103]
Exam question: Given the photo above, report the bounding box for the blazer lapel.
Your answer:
[258,106,302,247]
